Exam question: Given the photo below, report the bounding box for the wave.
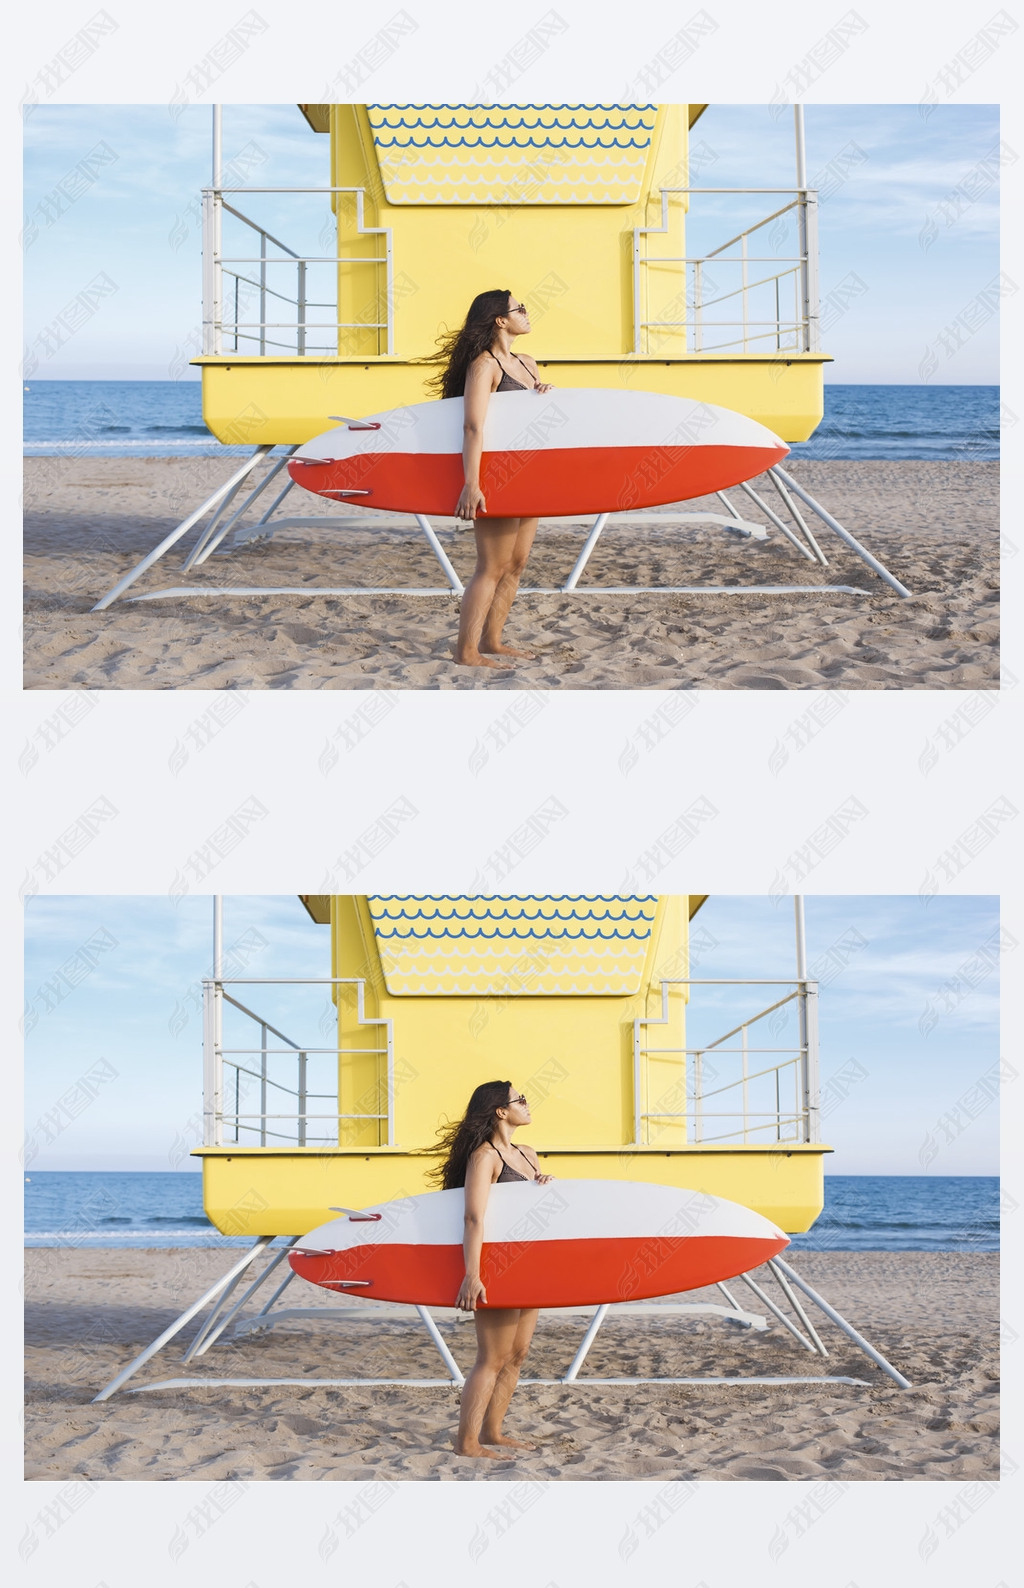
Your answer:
[143,424,213,435]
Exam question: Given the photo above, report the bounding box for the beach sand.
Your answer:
[24,458,998,691]
[25,1247,999,1481]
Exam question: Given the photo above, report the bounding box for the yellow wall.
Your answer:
[330,894,692,1152]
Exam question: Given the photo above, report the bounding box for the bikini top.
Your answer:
[488,350,534,392]
[492,1141,537,1182]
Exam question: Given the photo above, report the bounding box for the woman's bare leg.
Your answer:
[454,1308,523,1457]
[480,517,539,658]
[479,1308,539,1449]
[454,520,522,668]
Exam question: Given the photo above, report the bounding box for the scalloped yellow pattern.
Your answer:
[365,105,657,205]
[366,895,659,995]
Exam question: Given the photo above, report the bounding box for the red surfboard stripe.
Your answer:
[287,443,787,519]
[289,1233,787,1309]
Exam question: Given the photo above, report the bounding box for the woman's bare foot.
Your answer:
[480,643,536,660]
[453,650,506,668]
[453,1440,507,1459]
[482,1433,536,1450]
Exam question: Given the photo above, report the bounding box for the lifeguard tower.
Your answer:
[95,894,913,1399]
[94,104,910,608]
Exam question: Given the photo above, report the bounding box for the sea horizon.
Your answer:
[23,380,1000,462]
[23,1170,1000,1252]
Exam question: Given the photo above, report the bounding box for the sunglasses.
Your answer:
[504,302,528,316]
[505,1093,528,1106]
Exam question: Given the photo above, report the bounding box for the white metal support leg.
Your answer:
[772,1257,912,1387]
[768,469,829,565]
[91,445,275,610]
[769,464,913,598]
[184,449,298,569]
[185,1239,299,1360]
[562,514,610,591]
[737,479,819,562]
[737,1270,818,1353]
[767,1258,829,1357]
[413,515,465,594]
[91,1236,276,1401]
[415,1305,465,1385]
[562,1303,610,1381]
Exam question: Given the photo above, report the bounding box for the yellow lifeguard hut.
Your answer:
[196,103,829,445]
[195,894,831,1239]
[95,103,913,607]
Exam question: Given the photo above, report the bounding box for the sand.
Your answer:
[23,457,998,690]
[24,1247,999,1482]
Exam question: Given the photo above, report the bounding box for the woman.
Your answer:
[430,290,553,669]
[433,1079,553,1458]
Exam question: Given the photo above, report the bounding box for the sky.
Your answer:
[23,894,1000,1175]
[22,103,1000,383]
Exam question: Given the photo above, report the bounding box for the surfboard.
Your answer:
[289,1179,789,1309]
[287,389,789,519]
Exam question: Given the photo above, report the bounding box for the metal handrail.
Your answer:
[632,977,819,1147]
[203,186,394,357]
[203,976,395,1149]
[632,185,819,356]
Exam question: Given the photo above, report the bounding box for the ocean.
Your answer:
[23,381,1000,462]
[23,1172,999,1252]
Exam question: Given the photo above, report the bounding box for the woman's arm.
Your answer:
[455,1147,497,1309]
[455,356,496,519]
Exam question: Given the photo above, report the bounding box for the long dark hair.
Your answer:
[430,1079,513,1189]
[427,289,513,399]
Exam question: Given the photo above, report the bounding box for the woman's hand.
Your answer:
[534,1173,554,1184]
[456,1274,488,1311]
[455,483,487,520]
[533,382,554,394]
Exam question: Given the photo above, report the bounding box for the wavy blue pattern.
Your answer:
[373,925,654,942]
[368,104,658,113]
[372,134,652,150]
[368,895,657,904]
[368,116,656,132]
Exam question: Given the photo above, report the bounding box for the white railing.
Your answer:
[202,978,394,1147]
[633,978,820,1146]
[632,188,820,355]
[201,188,394,357]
